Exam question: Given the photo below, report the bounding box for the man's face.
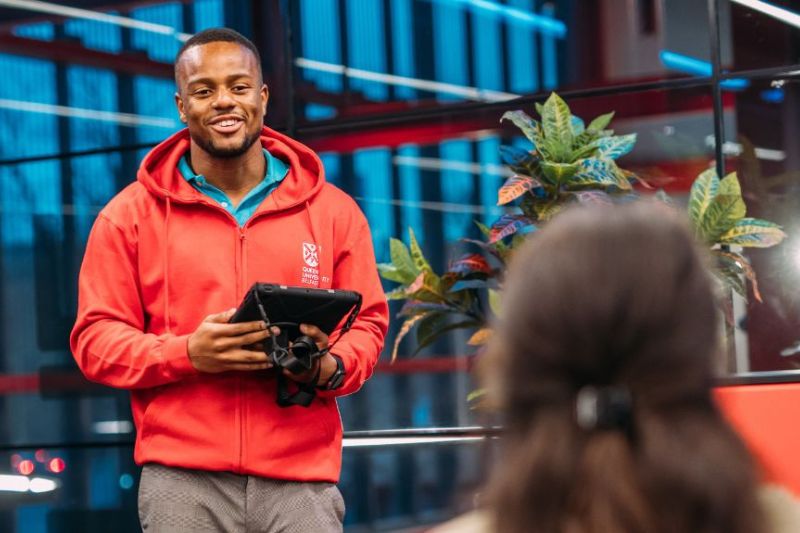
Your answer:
[174,41,268,158]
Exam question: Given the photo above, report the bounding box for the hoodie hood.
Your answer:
[137,126,326,211]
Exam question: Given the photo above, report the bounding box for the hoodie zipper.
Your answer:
[237,225,246,472]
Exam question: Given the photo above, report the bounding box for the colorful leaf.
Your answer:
[542,92,574,150]
[689,168,719,227]
[377,263,411,284]
[498,175,542,205]
[489,214,533,243]
[399,301,451,317]
[571,115,585,135]
[719,218,786,248]
[499,145,536,169]
[408,228,432,273]
[391,313,427,362]
[451,279,490,292]
[596,134,637,160]
[540,161,580,185]
[468,328,493,346]
[500,110,543,148]
[567,158,621,188]
[414,318,483,356]
[716,251,762,302]
[450,253,492,275]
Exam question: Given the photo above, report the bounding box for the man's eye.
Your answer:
[233,86,249,92]
[194,89,212,97]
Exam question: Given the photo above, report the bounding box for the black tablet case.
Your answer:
[230,283,361,339]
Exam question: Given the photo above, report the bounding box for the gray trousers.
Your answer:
[138,464,345,533]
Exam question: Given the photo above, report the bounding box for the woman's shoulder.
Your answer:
[758,484,800,533]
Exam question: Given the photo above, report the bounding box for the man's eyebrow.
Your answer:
[186,73,258,86]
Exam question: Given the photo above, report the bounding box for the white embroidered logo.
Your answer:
[303,242,319,268]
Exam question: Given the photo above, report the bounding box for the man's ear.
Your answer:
[261,84,269,118]
[174,92,187,123]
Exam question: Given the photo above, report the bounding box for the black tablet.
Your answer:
[230,283,361,339]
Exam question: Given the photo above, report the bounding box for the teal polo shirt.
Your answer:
[177,148,289,226]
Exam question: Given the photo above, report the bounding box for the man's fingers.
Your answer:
[205,308,238,323]
[228,362,272,371]
[218,329,271,350]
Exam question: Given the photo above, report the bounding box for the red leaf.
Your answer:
[497,175,541,206]
[450,253,492,275]
[489,214,531,243]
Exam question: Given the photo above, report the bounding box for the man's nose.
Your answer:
[211,89,235,108]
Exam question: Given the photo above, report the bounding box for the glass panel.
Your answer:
[720,0,800,73]
[0,442,481,531]
[722,72,800,373]
[290,0,712,123]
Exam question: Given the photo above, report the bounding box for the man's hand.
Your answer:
[187,308,273,373]
[283,324,332,385]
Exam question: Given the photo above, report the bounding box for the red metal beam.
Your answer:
[0,33,172,78]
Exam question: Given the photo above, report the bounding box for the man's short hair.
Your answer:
[174,27,262,84]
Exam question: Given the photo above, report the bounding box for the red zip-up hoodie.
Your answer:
[70,127,388,482]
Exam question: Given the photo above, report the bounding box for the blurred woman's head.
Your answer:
[483,201,763,533]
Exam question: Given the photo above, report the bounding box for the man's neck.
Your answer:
[188,140,265,204]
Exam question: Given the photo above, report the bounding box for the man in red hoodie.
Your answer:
[70,28,388,532]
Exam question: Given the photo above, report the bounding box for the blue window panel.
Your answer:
[300,0,343,100]
[15,505,46,533]
[13,22,54,41]
[541,3,558,90]
[133,76,181,144]
[72,154,121,240]
[64,16,122,53]
[396,145,424,243]
[471,9,503,92]
[346,0,388,101]
[390,0,416,100]
[319,152,341,187]
[354,148,393,263]
[1,160,62,247]
[507,0,539,94]
[477,136,504,227]
[66,67,120,151]
[194,0,225,31]
[305,103,338,121]
[433,2,468,101]
[131,2,183,63]
[0,54,58,160]
[89,448,121,508]
[439,140,474,244]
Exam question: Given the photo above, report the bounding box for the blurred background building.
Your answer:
[0,0,799,531]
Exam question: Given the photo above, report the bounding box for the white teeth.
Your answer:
[217,119,237,127]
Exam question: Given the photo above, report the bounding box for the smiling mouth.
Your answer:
[209,118,244,134]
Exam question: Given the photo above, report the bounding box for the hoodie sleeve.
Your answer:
[319,218,389,398]
[70,213,199,389]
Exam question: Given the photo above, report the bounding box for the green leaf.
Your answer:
[540,161,580,185]
[700,194,747,243]
[596,134,637,160]
[534,102,545,117]
[500,110,544,149]
[715,251,762,302]
[587,111,615,132]
[714,263,746,300]
[408,228,432,273]
[390,237,418,281]
[488,288,502,318]
[688,168,719,227]
[719,218,786,248]
[542,92,574,153]
[718,171,743,198]
[377,263,411,284]
[386,286,410,301]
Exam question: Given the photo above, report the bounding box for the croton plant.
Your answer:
[378,93,786,361]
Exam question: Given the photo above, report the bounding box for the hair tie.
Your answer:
[575,385,633,432]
